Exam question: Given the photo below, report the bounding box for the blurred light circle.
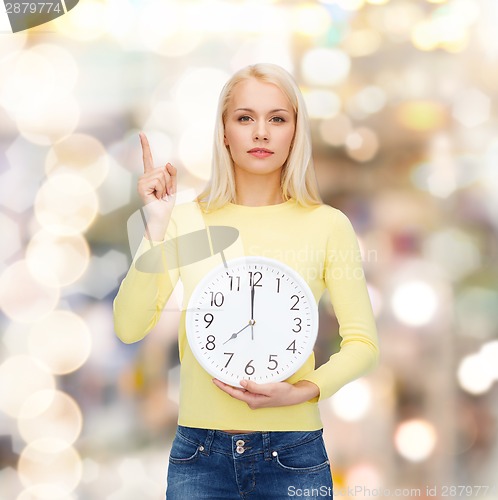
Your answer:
[16,388,56,420]
[18,440,82,494]
[343,29,382,57]
[0,30,26,62]
[292,3,331,36]
[330,380,372,421]
[18,484,77,500]
[18,390,83,450]
[457,354,494,395]
[0,355,55,418]
[26,231,90,288]
[0,212,22,264]
[345,127,379,162]
[423,228,480,281]
[28,310,92,375]
[142,102,180,139]
[96,156,134,215]
[394,419,437,462]
[45,134,109,188]
[30,44,79,91]
[0,50,51,117]
[301,48,351,87]
[332,0,365,10]
[137,2,202,57]
[391,281,438,326]
[53,0,107,41]
[345,463,383,498]
[0,261,60,323]
[34,173,98,236]
[351,86,387,115]
[173,68,230,124]
[367,284,383,318]
[455,287,498,340]
[303,90,341,119]
[380,2,424,42]
[452,88,491,128]
[319,114,353,147]
[411,20,439,51]
[230,39,294,73]
[396,101,447,131]
[178,121,214,181]
[105,0,135,43]
[0,45,79,146]
[17,96,80,146]
[479,341,498,380]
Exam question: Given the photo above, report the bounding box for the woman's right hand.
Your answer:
[137,132,177,240]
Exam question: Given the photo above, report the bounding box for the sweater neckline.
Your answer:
[227,198,296,211]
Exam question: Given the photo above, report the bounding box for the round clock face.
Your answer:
[186,256,318,388]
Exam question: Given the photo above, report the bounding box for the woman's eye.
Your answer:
[271,116,285,123]
[238,115,251,122]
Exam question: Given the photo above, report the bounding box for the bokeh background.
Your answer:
[1,0,497,498]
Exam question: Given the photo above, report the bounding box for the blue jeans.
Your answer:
[166,425,333,499]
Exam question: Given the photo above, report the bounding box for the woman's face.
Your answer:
[223,78,296,179]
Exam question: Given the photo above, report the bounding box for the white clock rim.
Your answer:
[186,255,319,388]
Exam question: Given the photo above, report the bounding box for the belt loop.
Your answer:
[262,431,271,460]
[203,429,215,455]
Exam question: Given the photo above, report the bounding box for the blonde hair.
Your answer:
[196,63,322,212]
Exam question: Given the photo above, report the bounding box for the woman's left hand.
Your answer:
[212,378,320,409]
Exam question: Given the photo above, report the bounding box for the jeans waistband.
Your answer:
[176,425,323,460]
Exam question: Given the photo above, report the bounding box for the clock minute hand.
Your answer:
[250,280,255,340]
[223,322,252,345]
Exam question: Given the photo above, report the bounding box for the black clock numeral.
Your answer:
[248,271,262,287]
[290,294,300,310]
[210,291,224,307]
[267,354,278,371]
[228,275,240,291]
[292,317,302,333]
[205,335,216,351]
[244,360,255,375]
[276,277,281,293]
[286,340,297,353]
[204,313,214,328]
[223,352,234,368]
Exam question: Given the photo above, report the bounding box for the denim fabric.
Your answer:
[166,425,333,499]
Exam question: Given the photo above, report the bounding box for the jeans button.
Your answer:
[236,440,245,447]
[236,446,245,454]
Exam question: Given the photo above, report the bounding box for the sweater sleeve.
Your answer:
[113,217,180,344]
[301,209,379,400]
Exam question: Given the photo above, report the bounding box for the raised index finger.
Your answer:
[139,132,154,173]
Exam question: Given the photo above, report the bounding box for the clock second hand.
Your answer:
[223,320,255,345]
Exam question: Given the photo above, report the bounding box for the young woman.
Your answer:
[114,63,379,499]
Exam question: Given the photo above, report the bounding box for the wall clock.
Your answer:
[186,256,318,388]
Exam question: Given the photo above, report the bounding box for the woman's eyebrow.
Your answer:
[234,107,291,114]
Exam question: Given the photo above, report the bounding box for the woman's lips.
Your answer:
[248,148,274,158]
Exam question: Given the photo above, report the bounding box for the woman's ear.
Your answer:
[224,135,229,147]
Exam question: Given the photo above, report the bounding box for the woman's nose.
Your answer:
[253,121,269,141]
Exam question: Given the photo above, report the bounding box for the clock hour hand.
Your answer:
[223,321,254,345]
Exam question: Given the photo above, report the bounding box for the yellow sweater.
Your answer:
[113,198,379,431]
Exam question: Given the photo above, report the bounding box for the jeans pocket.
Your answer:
[273,433,330,473]
[169,432,202,465]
